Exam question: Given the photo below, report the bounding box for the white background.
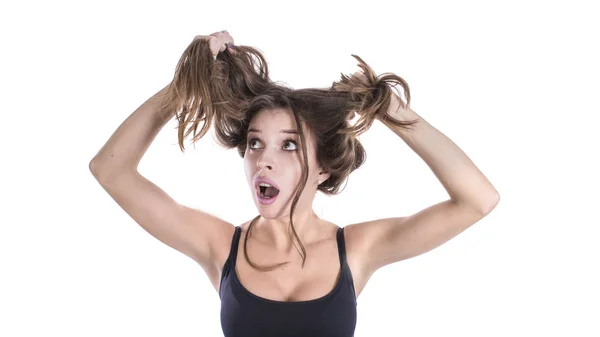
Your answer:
[1,0,598,336]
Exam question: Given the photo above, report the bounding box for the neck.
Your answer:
[254,208,322,253]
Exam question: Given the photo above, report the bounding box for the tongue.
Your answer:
[265,186,279,197]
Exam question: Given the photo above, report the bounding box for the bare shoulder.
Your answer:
[207,216,238,273]
[341,223,371,273]
[211,218,259,275]
[178,207,235,274]
[334,222,375,299]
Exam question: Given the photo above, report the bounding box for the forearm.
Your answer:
[387,109,499,214]
[90,84,172,179]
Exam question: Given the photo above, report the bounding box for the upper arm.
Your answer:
[346,198,498,274]
[91,167,233,272]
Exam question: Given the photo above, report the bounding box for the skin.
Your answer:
[243,107,331,254]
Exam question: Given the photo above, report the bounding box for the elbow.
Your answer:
[89,157,114,182]
[480,192,500,216]
[89,158,100,176]
[89,157,136,183]
[89,159,107,181]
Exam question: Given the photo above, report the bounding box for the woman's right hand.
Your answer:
[193,30,236,59]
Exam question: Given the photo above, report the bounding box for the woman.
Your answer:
[89,30,499,337]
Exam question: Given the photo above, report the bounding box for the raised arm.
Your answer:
[89,84,233,286]
[346,89,499,275]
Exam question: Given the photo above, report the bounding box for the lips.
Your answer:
[254,175,281,205]
[254,176,280,192]
[256,188,278,205]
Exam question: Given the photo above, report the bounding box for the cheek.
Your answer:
[243,156,256,178]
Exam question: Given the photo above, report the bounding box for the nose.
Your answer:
[257,149,275,171]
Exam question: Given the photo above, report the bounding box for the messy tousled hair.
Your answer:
[159,39,419,271]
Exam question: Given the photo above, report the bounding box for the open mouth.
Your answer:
[258,183,280,199]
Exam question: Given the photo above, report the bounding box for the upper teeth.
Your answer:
[259,183,272,188]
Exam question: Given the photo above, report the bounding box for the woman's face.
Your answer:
[243,107,329,219]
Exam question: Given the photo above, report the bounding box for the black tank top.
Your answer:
[219,226,358,337]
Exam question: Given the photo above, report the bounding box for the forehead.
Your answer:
[248,108,296,130]
[247,108,316,145]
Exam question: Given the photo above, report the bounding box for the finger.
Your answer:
[207,36,220,59]
[220,35,231,53]
[208,31,235,57]
[225,35,236,55]
[218,31,233,51]
[210,32,227,53]
[224,43,234,56]
[194,35,210,41]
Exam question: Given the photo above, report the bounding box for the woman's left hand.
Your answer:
[387,90,418,121]
[351,70,417,122]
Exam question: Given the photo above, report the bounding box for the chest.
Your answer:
[234,234,343,302]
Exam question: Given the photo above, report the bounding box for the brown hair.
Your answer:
[159,39,419,271]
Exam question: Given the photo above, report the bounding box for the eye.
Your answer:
[248,138,262,149]
[282,139,298,151]
[247,138,297,151]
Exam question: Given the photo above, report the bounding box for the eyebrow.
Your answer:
[247,128,298,134]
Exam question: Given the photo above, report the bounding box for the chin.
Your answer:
[256,211,279,220]
[254,195,290,219]
[255,202,282,219]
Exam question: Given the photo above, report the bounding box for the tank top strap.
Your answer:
[336,226,347,265]
[229,226,242,268]
[219,226,241,299]
[337,226,358,305]
[231,226,346,266]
